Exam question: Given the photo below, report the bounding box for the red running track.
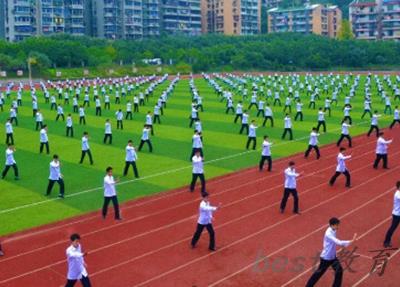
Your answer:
[1,128,400,287]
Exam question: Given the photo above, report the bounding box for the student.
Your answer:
[39,125,50,154]
[342,104,352,125]
[294,100,303,121]
[9,106,18,126]
[123,140,139,178]
[239,111,249,135]
[104,94,111,110]
[280,161,300,214]
[102,166,121,220]
[226,98,234,114]
[306,217,357,287]
[361,98,372,119]
[126,101,133,120]
[103,119,112,144]
[308,93,316,109]
[283,96,291,113]
[367,110,381,137]
[190,130,203,160]
[329,147,351,188]
[304,127,320,159]
[256,99,265,117]
[189,150,206,195]
[336,120,352,148]
[56,104,65,121]
[72,96,79,113]
[79,132,93,165]
[191,192,221,251]
[146,111,154,135]
[390,106,400,129]
[1,144,19,180]
[259,135,272,172]
[281,114,293,140]
[246,120,257,150]
[153,104,161,124]
[383,181,400,248]
[115,109,124,130]
[234,101,243,123]
[316,108,326,133]
[138,125,153,152]
[133,96,139,112]
[5,119,14,145]
[323,97,331,117]
[66,114,74,137]
[45,154,65,198]
[95,96,102,116]
[263,104,274,127]
[373,132,392,169]
[35,109,44,131]
[65,233,92,287]
[0,243,3,256]
[189,106,199,128]
[384,96,392,115]
[79,106,86,125]
[248,93,258,110]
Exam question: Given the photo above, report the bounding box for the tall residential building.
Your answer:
[162,0,201,35]
[143,0,161,36]
[36,0,66,36]
[350,0,400,40]
[65,0,86,36]
[0,0,5,39]
[267,4,342,38]
[201,0,261,35]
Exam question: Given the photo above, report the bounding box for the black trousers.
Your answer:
[10,117,18,126]
[239,124,249,135]
[248,103,258,110]
[226,107,234,114]
[316,121,326,133]
[117,120,123,129]
[190,148,203,160]
[384,105,392,114]
[40,142,50,154]
[329,170,351,187]
[66,127,74,137]
[373,154,388,169]
[367,125,379,137]
[104,103,110,110]
[189,118,198,128]
[246,137,257,150]
[35,121,43,131]
[79,116,86,125]
[283,105,291,113]
[336,134,352,148]
[134,103,139,112]
[306,257,343,287]
[384,215,400,246]
[191,223,215,250]
[323,107,331,116]
[263,116,274,127]
[138,140,153,152]
[96,107,102,116]
[73,105,78,113]
[259,156,272,171]
[294,112,303,121]
[281,128,293,140]
[273,99,281,106]
[305,145,320,159]
[342,116,352,125]
[51,103,57,110]
[46,178,65,196]
[190,173,206,194]
[123,161,139,177]
[102,196,120,219]
[5,133,14,145]
[256,109,264,117]
[309,102,315,109]
[80,150,93,164]
[126,111,132,120]
[361,109,372,119]
[234,114,243,123]
[83,100,90,107]
[280,188,299,213]
[65,275,92,287]
[2,164,19,178]
[153,115,161,124]
[390,119,400,129]
[103,134,112,144]
[56,114,65,121]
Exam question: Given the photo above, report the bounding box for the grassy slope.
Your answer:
[0,74,395,235]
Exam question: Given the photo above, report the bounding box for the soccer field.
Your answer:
[0,73,396,236]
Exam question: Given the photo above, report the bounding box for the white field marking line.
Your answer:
[0,138,378,265]
[133,167,399,287]
[0,115,374,215]
[280,216,392,287]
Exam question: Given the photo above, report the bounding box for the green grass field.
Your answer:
[0,73,396,236]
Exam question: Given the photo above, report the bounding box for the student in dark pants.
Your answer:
[1,144,19,180]
[190,151,206,195]
[65,233,92,287]
[373,132,392,169]
[329,147,351,188]
[45,155,65,198]
[123,140,139,178]
[191,193,221,251]
[384,181,400,248]
[259,135,272,171]
[102,167,121,220]
[280,161,300,214]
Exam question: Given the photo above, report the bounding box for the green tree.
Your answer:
[338,20,354,40]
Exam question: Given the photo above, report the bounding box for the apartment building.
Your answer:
[162,0,202,36]
[267,4,342,38]
[201,0,261,35]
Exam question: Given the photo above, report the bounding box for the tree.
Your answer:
[338,20,354,40]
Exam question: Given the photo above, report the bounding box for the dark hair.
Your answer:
[128,140,132,143]
[289,161,295,166]
[202,192,209,198]
[53,154,59,159]
[397,181,400,189]
[70,233,81,241]
[340,147,346,152]
[379,132,384,136]
[329,217,340,226]
[106,166,113,173]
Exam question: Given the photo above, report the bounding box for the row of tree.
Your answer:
[0,33,399,74]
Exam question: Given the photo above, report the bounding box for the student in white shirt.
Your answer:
[78,106,86,125]
[263,103,274,127]
[281,114,293,140]
[329,147,351,187]
[239,111,249,135]
[294,100,303,121]
[256,99,265,117]
[103,119,112,144]
[95,96,102,116]
[316,108,327,133]
[226,98,234,114]
[306,217,357,287]
[234,101,243,123]
[79,132,93,165]
[189,106,199,128]
[190,130,203,160]
[65,233,92,287]
[259,135,272,172]
[126,100,133,120]
[367,110,381,137]
[46,154,65,198]
[72,96,79,113]
[39,125,50,154]
[35,110,43,131]
[1,144,19,180]
[123,140,139,178]
[323,97,332,117]
[304,127,320,159]
[5,119,14,145]
[189,151,206,194]
[336,120,352,148]
[146,111,154,135]
[9,107,18,126]
[190,192,221,251]
[384,181,400,248]
[361,98,372,119]
[246,120,258,150]
[389,106,400,129]
[56,104,65,121]
[115,109,124,130]
[373,132,392,169]
[102,166,121,220]
[66,114,74,137]
[280,161,300,214]
[153,104,161,124]
[138,125,153,152]
[342,104,352,125]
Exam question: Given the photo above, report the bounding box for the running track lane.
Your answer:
[0,128,399,286]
